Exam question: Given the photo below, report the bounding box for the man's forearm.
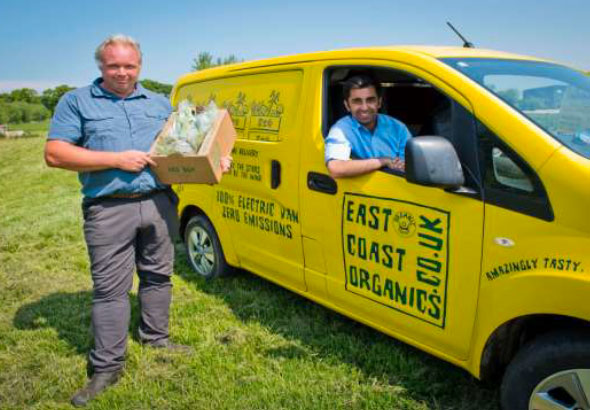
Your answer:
[326,158,385,178]
[45,140,120,172]
[44,140,155,173]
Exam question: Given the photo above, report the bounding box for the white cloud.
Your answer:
[0,80,80,93]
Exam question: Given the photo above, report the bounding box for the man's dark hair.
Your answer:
[343,74,382,100]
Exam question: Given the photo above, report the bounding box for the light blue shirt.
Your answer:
[325,114,411,163]
[48,78,172,198]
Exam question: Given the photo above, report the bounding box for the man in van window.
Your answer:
[325,74,411,177]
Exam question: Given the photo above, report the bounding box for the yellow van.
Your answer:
[171,46,590,410]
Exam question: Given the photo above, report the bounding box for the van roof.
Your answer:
[175,45,547,84]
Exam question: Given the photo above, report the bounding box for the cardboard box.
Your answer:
[149,109,236,184]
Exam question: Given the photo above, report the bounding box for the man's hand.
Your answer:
[220,156,232,174]
[117,151,156,172]
[389,157,405,172]
[379,157,405,172]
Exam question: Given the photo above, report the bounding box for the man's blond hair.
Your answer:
[95,34,142,68]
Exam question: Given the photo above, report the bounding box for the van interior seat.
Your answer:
[382,85,451,138]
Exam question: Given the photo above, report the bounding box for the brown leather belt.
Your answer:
[106,190,162,199]
[108,193,146,199]
[83,190,170,207]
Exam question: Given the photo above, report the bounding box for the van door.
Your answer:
[300,61,484,360]
[176,69,307,291]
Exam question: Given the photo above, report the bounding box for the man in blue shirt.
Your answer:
[45,35,219,407]
[325,74,411,177]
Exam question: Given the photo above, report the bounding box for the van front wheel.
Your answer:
[500,330,590,410]
[184,215,231,279]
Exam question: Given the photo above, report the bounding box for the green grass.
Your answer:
[0,137,499,409]
[6,119,50,133]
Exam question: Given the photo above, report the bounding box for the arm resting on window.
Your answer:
[326,158,387,178]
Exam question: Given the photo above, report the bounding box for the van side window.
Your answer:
[323,68,452,141]
[491,147,534,193]
[323,66,482,194]
[477,121,554,221]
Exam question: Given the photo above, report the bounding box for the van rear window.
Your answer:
[175,70,303,143]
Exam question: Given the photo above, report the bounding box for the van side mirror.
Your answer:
[405,136,465,188]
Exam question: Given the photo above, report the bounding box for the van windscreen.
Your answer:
[441,58,590,160]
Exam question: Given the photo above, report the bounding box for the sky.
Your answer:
[1,0,589,92]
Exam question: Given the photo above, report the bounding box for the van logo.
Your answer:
[342,194,450,328]
[393,212,416,237]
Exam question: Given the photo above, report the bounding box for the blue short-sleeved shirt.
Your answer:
[48,78,172,198]
[325,114,411,163]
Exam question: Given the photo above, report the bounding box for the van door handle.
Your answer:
[307,172,337,195]
[271,160,281,189]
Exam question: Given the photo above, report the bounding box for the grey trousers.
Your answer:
[82,191,178,373]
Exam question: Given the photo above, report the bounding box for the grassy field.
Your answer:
[0,136,499,410]
[4,119,51,135]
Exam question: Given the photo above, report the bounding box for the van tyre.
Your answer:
[500,330,590,410]
[184,215,232,279]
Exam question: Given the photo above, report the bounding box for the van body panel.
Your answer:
[175,69,308,291]
[175,183,240,266]
[538,147,590,233]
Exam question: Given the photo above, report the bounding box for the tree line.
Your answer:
[191,52,241,71]
[0,80,172,125]
[0,86,71,124]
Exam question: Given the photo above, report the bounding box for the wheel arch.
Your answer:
[479,314,590,384]
[179,204,239,267]
[179,205,205,241]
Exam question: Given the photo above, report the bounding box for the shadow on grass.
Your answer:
[13,291,142,356]
[175,254,499,409]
